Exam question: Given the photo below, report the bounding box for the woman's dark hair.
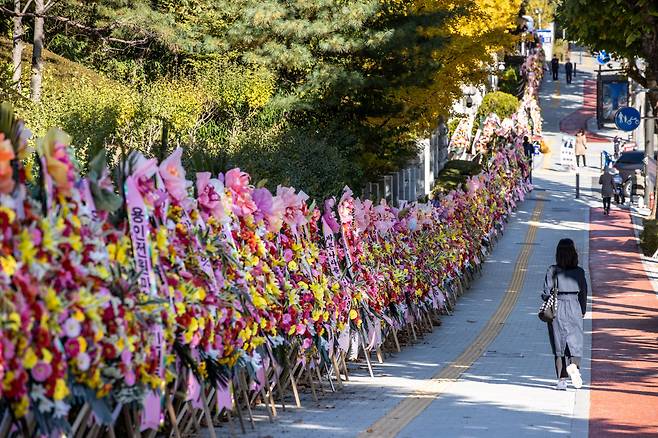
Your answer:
[555,238,578,269]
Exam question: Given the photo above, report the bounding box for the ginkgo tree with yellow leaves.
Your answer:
[370,0,523,137]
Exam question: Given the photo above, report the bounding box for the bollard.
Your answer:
[575,173,580,198]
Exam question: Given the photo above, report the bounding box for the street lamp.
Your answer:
[463,85,477,110]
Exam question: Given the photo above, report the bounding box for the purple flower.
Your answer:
[63,317,81,338]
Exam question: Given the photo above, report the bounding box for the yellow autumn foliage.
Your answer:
[369,0,522,136]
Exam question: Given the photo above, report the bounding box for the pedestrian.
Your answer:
[542,238,587,391]
[613,136,622,159]
[565,58,573,84]
[575,129,587,167]
[551,55,559,81]
[523,136,534,183]
[631,169,645,208]
[599,167,614,215]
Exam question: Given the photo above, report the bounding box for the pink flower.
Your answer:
[224,168,257,217]
[125,369,135,386]
[302,337,313,350]
[64,338,80,357]
[196,172,226,221]
[322,198,340,233]
[283,249,294,262]
[252,187,276,227]
[159,147,192,202]
[277,186,308,234]
[31,361,52,382]
[131,152,157,182]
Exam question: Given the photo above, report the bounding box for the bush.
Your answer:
[640,219,658,256]
[498,67,522,97]
[431,159,482,195]
[473,91,519,133]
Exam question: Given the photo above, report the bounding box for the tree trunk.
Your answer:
[11,0,24,92]
[30,0,45,102]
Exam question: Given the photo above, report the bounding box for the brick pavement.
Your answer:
[589,208,658,437]
[559,79,609,143]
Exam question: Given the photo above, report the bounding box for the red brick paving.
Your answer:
[589,207,658,436]
[559,79,609,143]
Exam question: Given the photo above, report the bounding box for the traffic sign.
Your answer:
[596,50,610,65]
[614,107,641,131]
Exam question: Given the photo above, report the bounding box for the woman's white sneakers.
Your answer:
[567,364,583,389]
[556,379,568,391]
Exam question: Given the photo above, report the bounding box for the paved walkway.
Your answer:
[590,209,658,436]
[207,54,658,438]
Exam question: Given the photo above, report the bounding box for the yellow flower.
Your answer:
[189,318,199,333]
[14,396,29,418]
[252,292,267,310]
[41,348,53,364]
[78,336,88,353]
[70,214,81,230]
[0,206,15,223]
[24,348,37,369]
[198,361,208,379]
[89,369,101,388]
[288,326,296,336]
[0,255,17,276]
[18,230,37,264]
[238,327,251,342]
[311,283,324,302]
[156,227,168,252]
[107,243,117,260]
[287,261,298,272]
[312,310,321,321]
[349,309,358,320]
[73,309,85,322]
[7,312,20,331]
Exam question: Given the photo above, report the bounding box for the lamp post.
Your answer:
[463,85,477,113]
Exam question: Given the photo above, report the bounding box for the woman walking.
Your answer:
[599,167,614,215]
[542,239,588,390]
[575,129,588,167]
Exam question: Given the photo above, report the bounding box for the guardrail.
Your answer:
[361,120,449,206]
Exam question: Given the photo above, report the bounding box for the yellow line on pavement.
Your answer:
[359,200,544,438]
[551,80,561,108]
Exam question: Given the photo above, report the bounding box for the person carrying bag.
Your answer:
[540,239,588,391]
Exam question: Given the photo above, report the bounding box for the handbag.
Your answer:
[538,268,558,322]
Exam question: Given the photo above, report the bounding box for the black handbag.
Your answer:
[538,269,558,323]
